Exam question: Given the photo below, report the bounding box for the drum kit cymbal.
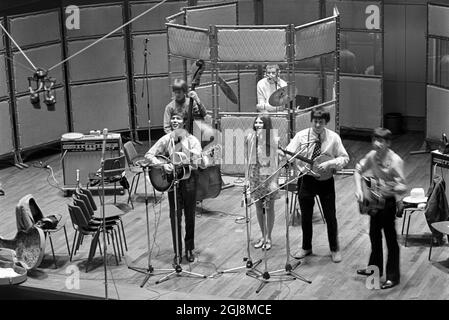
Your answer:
[268,85,297,106]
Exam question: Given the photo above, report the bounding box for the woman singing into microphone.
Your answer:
[245,113,281,250]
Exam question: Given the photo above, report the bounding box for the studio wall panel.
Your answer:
[427,85,449,141]
[134,77,171,129]
[13,44,64,94]
[428,4,449,39]
[295,73,320,98]
[406,82,425,117]
[132,33,183,75]
[67,37,126,82]
[9,11,60,48]
[15,88,67,149]
[0,55,8,97]
[71,80,129,133]
[263,0,319,26]
[66,5,124,38]
[131,1,187,32]
[329,76,382,129]
[0,100,14,156]
[405,5,426,83]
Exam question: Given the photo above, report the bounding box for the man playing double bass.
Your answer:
[163,79,207,134]
[145,112,205,264]
[282,107,349,263]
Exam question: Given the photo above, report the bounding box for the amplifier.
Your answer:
[61,133,123,193]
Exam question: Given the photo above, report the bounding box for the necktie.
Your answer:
[311,134,321,160]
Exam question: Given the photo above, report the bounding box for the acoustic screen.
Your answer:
[295,20,336,61]
[70,80,130,133]
[134,77,171,129]
[131,1,187,32]
[9,11,60,48]
[65,5,124,39]
[167,25,210,60]
[216,27,288,62]
[13,44,64,94]
[67,37,126,82]
[0,100,14,156]
[15,88,67,149]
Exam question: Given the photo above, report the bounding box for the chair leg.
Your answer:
[116,224,124,256]
[428,235,433,261]
[48,232,57,269]
[127,186,134,209]
[120,218,128,251]
[114,229,122,262]
[110,230,119,266]
[135,173,141,194]
[114,182,117,204]
[128,175,136,204]
[86,231,100,273]
[401,211,407,235]
[63,226,71,256]
[405,213,412,247]
[75,234,83,255]
[70,230,78,262]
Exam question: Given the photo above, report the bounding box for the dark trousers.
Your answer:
[368,197,400,282]
[168,172,197,255]
[297,175,339,252]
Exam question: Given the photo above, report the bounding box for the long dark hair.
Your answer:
[253,114,274,157]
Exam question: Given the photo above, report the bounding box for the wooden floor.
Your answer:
[1,132,449,300]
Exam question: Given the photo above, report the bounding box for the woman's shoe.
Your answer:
[263,240,272,251]
[381,280,399,289]
[254,238,265,249]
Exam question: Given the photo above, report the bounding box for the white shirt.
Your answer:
[145,132,202,170]
[256,77,288,112]
[286,127,349,175]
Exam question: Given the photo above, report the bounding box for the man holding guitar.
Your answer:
[283,107,349,263]
[354,127,407,289]
[145,112,203,264]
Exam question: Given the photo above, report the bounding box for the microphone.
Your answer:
[279,147,313,165]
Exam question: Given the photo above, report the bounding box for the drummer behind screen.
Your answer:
[256,64,288,112]
[145,112,202,264]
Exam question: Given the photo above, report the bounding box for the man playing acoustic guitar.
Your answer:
[283,107,349,263]
[354,127,407,289]
[145,112,203,264]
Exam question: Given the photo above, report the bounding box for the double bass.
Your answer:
[187,60,222,200]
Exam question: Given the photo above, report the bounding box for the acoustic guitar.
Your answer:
[279,148,335,181]
[359,176,385,216]
[148,145,221,193]
[0,226,45,270]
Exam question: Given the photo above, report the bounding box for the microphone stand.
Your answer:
[127,161,172,287]
[100,128,108,300]
[155,137,207,284]
[142,38,151,147]
[246,145,312,294]
[213,134,261,276]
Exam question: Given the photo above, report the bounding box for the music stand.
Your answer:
[127,162,172,287]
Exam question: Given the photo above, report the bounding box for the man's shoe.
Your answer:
[331,251,342,263]
[186,250,195,263]
[294,249,312,259]
[432,237,444,246]
[381,280,399,290]
[356,268,374,276]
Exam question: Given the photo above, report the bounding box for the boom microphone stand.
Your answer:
[127,161,172,287]
[99,128,109,300]
[246,145,312,293]
[155,138,207,284]
[142,38,152,147]
[213,134,261,276]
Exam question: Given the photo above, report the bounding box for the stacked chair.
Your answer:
[68,187,128,272]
